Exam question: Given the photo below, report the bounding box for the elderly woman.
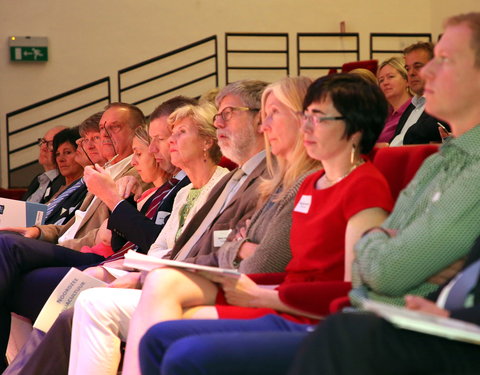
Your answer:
[68,74,393,375]
[376,57,412,143]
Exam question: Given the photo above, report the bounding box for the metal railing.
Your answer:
[118,35,218,115]
[297,33,360,77]
[225,33,289,84]
[6,77,111,187]
[370,33,432,60]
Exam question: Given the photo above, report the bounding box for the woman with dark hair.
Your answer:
[70,74,394,375]
[43,127,86,225]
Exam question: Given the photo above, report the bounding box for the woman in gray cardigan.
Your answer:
[217,76,321,273]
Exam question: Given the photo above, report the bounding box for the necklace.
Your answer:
[323,160,364,186]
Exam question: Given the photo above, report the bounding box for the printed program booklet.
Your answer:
[362,299,480,345]
[123,251,241,278]
[34,268,107,333]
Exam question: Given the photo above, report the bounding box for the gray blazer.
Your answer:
[217,171,314,273]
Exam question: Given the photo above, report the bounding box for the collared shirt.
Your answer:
[224,150,266,208]
[377,99,412,143]
[58,155,133,244]
[27,169,60,203]
[351,124,480,306]
[390,96,426,146]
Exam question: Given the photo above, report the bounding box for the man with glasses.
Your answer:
[22,126,67,203]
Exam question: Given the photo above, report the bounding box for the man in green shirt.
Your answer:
[350,12,480,307]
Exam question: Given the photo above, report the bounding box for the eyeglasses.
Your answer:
[38,138,54,151]
[79,135,101,145]
[99,122,124,135]
[299,112,345,128]
[213,106,259,123]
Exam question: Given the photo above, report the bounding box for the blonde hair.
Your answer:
[349,68,378,85]
[134,126,150,146]
[168,102,222,163]
[378,57,408,81]
[258,76,321,205]
[377,57,411,96]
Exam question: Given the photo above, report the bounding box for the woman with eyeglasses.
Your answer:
[69,74,393,375]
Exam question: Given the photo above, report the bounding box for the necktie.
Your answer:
[174,168,245,261]
[100,177,179,264]
[444,258,480,311]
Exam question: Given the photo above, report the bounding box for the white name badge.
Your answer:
[294,195,312,214]
[213,229,232,248]
[155,211,170,225]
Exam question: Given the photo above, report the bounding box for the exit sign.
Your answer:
[10,46,48,62]
[8,36,48,62]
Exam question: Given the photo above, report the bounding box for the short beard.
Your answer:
[219,125,259,165]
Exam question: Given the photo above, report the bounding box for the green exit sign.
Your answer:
[8,36,49,62]
[10,46,48,62]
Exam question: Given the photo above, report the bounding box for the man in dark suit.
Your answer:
[23,125,67,203]
[390,42,449,145]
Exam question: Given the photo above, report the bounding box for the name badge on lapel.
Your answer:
[213,229,232,247]
[294,195,312,214]
[155,211,170,226]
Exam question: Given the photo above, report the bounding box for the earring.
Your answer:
[203,148,207,162]
[351,144,356,165]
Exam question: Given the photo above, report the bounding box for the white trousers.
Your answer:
[68,287,142,375]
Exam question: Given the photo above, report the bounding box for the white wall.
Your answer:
[1,0,479,187]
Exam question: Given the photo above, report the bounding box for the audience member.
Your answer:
[22,126,67,203]
[390,41,450,145]
[43,127,85,225]
[69,73,393,375]
[376,57,412,142]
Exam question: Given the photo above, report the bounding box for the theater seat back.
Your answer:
[372,145,439,201]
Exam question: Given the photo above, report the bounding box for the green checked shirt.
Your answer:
[350,124,480,307]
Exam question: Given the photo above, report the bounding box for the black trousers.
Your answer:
[0,232,103,370]
[289,312,480,375]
